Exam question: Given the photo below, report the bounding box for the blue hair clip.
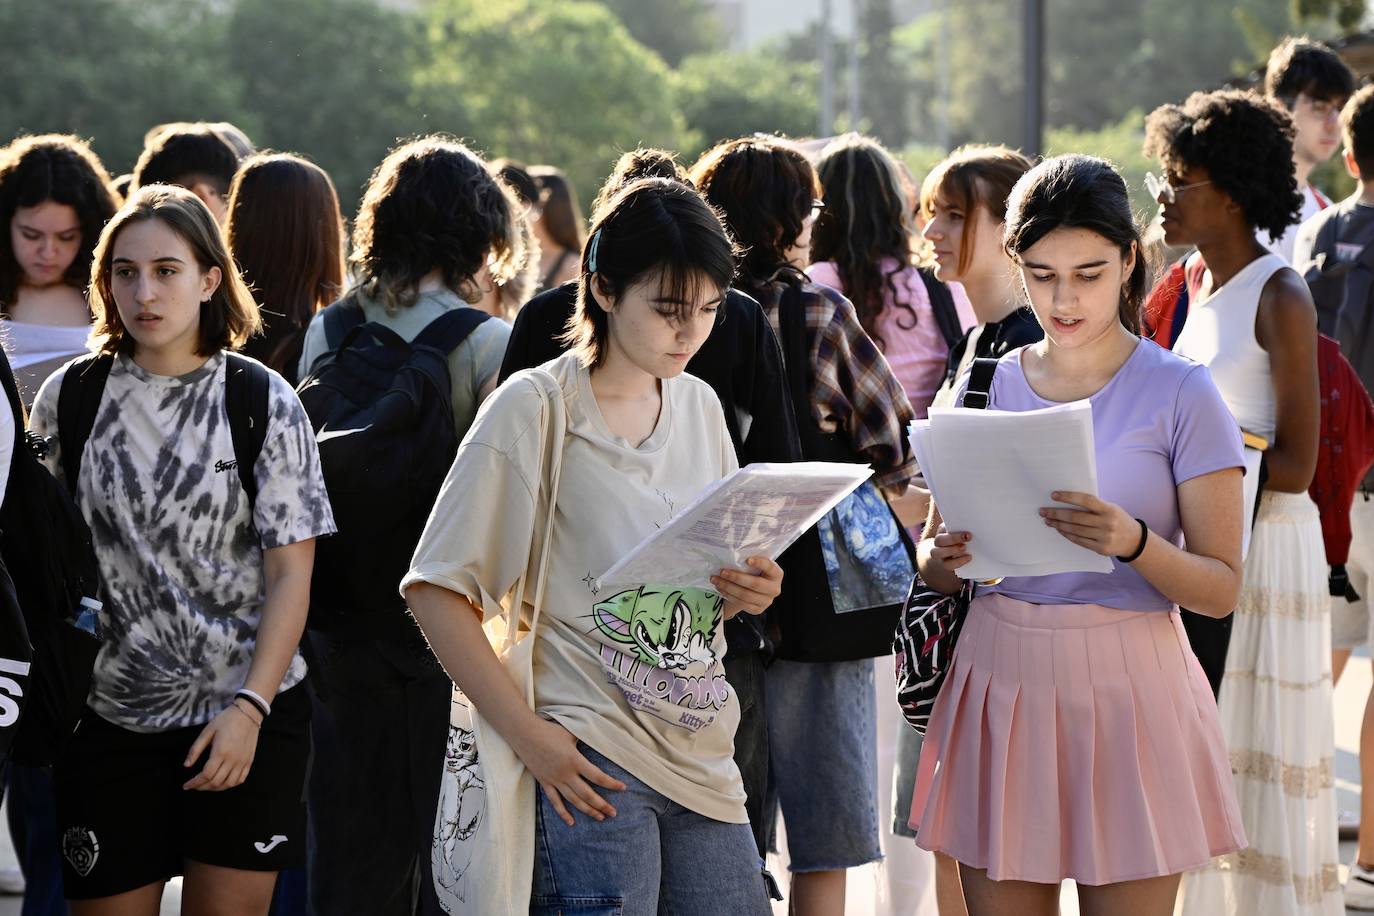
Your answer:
[587,230,602,273]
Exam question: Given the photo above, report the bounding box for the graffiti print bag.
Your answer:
[431,369,566,915]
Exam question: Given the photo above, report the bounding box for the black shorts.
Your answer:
[54,683,311,899]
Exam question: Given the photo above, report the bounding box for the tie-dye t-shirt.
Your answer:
[29,351,335,733]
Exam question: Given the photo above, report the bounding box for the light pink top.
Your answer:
[807,259,974,417]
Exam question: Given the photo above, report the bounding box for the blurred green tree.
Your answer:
[674,51,820,157]
[418,0,690,210]
[0,0,241,175]
[225,0,429,212]
[598,0,722,67]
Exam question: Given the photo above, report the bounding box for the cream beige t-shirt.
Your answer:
[403,353,746,823]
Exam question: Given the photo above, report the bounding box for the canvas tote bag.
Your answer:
[431,368,567,914]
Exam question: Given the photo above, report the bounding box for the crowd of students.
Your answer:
[0,30,1372,916]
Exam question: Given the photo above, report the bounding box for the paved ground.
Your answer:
[0,651,1367,915]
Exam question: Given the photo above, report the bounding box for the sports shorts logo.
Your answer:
[255,834,288,854]
[62,827,99,877]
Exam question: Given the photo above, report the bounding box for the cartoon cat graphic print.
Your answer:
[590,586,730,732]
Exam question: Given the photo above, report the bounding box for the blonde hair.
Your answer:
[89,184,261,356]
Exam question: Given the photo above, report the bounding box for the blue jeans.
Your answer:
[532,744,771,916]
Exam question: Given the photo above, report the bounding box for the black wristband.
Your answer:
[235,689,270,719]
[1115,518,1149,563]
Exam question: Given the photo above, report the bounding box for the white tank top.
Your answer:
[1172,252,1287,441]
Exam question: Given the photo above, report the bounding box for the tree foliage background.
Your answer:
[0,0,1367,216]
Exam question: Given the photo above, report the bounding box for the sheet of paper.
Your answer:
[1241,446,1262,560]
[917,400,1114,580]
[597,462,872,591]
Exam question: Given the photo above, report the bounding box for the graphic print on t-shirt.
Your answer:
[589,585,730,732]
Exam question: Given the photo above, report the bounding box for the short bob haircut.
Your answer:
[89,184,261,357]
[224,152,346,371]
[919,145,1034,276]
[350,136,528,314]
[1003,155,1152,336]
[689,137,817,291]
[132,124,240,195]
[0,134,119,309]
[1144,89,1303,240]
[1265,35,1355,106]
[564,178,738,369]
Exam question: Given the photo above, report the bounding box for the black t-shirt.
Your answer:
[934,306,1044,405]
[499,281,802,655]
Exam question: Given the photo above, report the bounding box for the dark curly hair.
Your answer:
[810,136,916,350]
[1143,89,1303,240]
[1265,35,1354,105]
[590,148,690,219]
[0,134,118,311]
[350,136,528,313]
[689,137,817,294]
[564,178,738,368]
[1003,155,1152,336]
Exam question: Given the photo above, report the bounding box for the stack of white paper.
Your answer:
[911,400,1114,580]
[598,462,872,591]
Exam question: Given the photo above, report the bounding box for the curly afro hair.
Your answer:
[1143,89,1302,240]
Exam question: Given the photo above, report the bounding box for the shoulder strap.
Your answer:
[960,357,999,410]
[323,298,366,352]
[56,353,114,497]
[501,368,567,700]
[918,268,962,350]
[224,354,271,510]
[413,306,491,355]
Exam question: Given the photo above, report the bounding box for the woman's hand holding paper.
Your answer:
[713,556,784,620]
[1039,491,1139,557]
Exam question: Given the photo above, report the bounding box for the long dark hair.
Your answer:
[564,178,738,369]
[1002,155,1150,335]
[224,152,346,373]
[0,134,118,310]
[811,136,915,349]
[531,166,586,253]
[351,136,528,313]
[689,137,817,295]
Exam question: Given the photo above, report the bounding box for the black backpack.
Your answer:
[3,351,271,766]
[296,299,490,635]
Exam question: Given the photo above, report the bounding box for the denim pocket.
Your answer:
[529,896,624,915]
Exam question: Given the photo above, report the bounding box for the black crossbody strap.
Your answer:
[960,357,999,410]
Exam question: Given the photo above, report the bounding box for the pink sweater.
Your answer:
[808,259,975,417]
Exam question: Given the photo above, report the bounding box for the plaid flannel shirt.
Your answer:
[760,279,918,492]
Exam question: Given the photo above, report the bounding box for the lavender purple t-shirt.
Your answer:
[963,339,1243,612]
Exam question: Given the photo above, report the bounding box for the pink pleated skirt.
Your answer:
[909,593,1247,885]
